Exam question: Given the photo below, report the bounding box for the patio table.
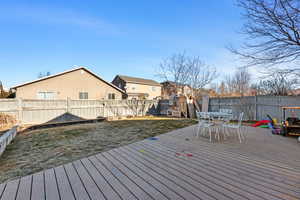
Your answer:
[196,112,233,142]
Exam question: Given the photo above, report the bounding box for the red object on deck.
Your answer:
[252,120,271,127]
[175,152,193,157]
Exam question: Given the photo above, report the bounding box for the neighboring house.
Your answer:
[112,75,162,100]
[11,67,126,100]
[161,81,193,99]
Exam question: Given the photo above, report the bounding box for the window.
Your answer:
[37,92,56,100]
[152,86,156,92]
[79,92,88,99]
[132,87,136,90]
[108,93,115,100]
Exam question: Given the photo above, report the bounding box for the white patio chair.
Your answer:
[196,112,215,142]
[214,114,231,141]
[223,112,244,143]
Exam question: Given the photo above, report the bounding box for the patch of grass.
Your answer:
[0,118,196,183]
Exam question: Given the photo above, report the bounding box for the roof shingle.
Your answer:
[118,75,161,86]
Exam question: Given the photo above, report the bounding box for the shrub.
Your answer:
[0,113,17,131]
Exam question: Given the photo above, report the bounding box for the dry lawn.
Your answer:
[0,118,196,183]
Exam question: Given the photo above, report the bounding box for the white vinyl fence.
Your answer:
[0,99,158,125]
[0,126,18,157]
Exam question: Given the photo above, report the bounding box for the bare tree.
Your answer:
[216,81,227,96]
[252,69,299,95]
[0,81,5,98]
[0,81,9,98]
[158,53,217,97]
[224,68,252,96]
[187,57,217,95]
[229,0,300,71]
[158,53,191,89]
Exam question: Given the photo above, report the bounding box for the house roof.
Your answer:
[117,75,161,86]
[161,81,190,87]
[12,67,126,94]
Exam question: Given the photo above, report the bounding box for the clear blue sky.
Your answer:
[0,0,244,88]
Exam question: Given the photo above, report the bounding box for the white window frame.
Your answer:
[37,92,56,100]
[79,92,88,99]
[108,93,116,100]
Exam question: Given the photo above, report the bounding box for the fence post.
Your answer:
[17,98,23,125]
[254,95,257,120]
[66,98,71,113]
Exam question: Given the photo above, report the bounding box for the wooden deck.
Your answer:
[0,125,300,200]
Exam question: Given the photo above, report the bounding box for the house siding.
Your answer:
[125,83,161,100]
[15,69,123,100]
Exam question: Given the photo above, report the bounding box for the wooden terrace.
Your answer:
[0,125,299,200]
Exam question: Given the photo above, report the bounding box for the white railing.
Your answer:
[0,126,18,157]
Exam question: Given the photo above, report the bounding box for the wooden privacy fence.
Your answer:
[0,99,158,125]
[0,126,18,157]
[199,96,300,121]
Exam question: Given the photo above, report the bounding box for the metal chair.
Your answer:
[196,112,215,142]
[223,112,244,143]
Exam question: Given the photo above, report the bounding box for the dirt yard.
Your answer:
[0,118,196,183]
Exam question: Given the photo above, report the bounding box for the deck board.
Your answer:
[0,125,300,200]
[95,153,153,200]
[31,171,45,200]
[155,137,300,184]
[54,166,75,200]
[0,179,19,200]
[0,184,6,199]
[107,150,185,200]
[16,175,32,200]
[72,160,106,200]
[102,151,168,200]
[146,140,300,196]
[126,143,252,200]
[64,163,90,200]
[109,148,198,199]
[88,156,137,200]
[80,158,122,200]
[121,145,218,200]
[135,141,294,200]
[45,168,60,200]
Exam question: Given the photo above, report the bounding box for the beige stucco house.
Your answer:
[12,67,126,100]
[112,75,162,100]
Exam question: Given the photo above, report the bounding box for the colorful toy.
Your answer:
[258,125,269,128]
[252,120,271,127]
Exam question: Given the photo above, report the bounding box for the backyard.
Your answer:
[0,118,196,183]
